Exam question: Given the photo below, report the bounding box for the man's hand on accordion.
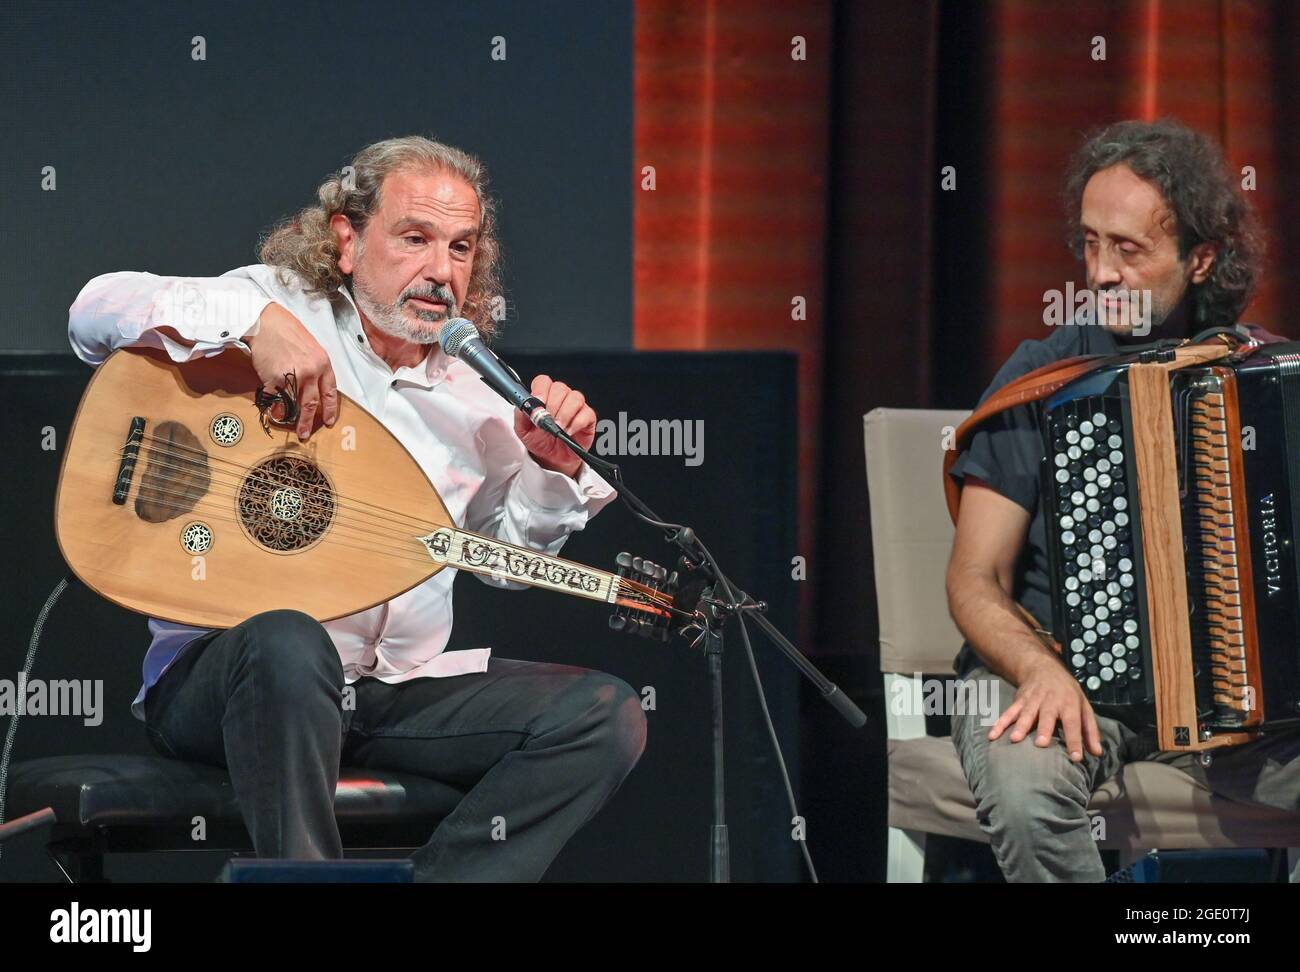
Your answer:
[947,481,1106,764]
[987,655,1105,763]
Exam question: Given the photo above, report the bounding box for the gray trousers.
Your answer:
[143,609,648,881]
[952,665,1300,882]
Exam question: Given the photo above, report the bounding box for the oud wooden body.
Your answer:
[55,347,452,629]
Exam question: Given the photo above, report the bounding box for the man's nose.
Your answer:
[421,245,453,286]
[1093,247,1124,288]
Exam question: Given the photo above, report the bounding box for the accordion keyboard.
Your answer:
[1045,401,1146,704]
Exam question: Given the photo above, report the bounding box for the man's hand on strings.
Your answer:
[512,374,598,480]
[246,302,338,442]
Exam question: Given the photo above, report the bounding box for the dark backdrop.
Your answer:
[0,0,632,352]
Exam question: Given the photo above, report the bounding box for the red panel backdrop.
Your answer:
[633,0,832,564]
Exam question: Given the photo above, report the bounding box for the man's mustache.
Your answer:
[403,285,456,307]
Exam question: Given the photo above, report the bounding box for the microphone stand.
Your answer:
[534,417,867,883]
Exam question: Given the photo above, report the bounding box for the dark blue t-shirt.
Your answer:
[946,321,1279,676]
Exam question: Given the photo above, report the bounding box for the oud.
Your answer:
[55,348,680,637]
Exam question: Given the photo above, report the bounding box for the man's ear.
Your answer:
[331,214,358,275]
[1187,240,1218,285]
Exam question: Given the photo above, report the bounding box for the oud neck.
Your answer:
[417,525,619,604]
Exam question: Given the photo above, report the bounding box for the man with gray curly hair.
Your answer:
[943,118,1300,882]
[68,135,646,882]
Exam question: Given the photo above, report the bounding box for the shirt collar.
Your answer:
[335,284,449,388]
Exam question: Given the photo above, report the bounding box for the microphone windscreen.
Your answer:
[437,317,479,357]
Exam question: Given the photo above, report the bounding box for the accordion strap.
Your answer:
[941,332,1250,525]
[941,353,1110,523]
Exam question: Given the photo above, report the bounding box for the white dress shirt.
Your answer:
[67,264,617,721]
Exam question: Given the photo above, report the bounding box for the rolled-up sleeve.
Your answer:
[68,270,273,366]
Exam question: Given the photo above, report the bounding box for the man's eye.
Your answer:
[405,235,425,245]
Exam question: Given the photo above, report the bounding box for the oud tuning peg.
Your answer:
[615,552,633,575]
[608,615,627,632]
[667,570,679,589]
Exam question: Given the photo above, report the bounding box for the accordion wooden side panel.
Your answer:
[1129,362,1254,752]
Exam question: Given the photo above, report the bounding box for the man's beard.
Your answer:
[1087,283,1182,339]
[350,254,459,345]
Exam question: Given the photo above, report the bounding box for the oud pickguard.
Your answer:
[135,420,210,523]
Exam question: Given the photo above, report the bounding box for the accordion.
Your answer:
[1038,338,1300,751]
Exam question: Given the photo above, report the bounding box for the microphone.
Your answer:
[437,318,562,436]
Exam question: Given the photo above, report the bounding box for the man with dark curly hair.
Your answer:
[67,136,647,882]
[944,118,1300,882]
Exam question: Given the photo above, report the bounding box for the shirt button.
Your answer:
[356,334,365,344]
[220,330,230,337]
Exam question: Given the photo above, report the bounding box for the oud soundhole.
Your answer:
[238,454,335,551]
[135,421,211,523]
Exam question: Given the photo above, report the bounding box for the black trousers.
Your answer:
[143,609,648,881]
